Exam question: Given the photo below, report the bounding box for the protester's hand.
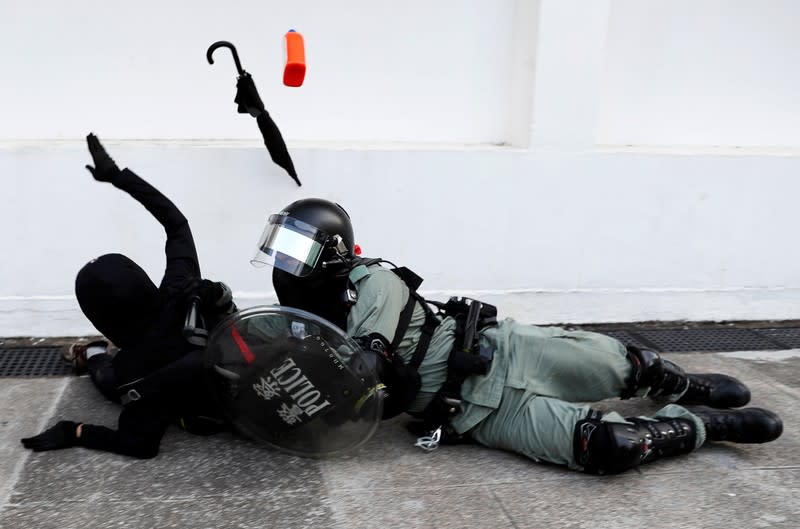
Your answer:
[85,133,121,182]
[196,280,236,316]
[180,278,236,313]
[235,73,265,117]
[21,421,80,452]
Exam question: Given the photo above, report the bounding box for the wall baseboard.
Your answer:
[3,287,800,337]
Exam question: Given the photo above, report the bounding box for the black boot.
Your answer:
[672,364,751,408]
[574,413,696,474]
[689,406,783,444]
[629,417,697,466]
[624,348,750,408]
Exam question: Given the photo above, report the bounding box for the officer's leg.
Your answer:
[494,321,751,407]
[470,389,696,472]
[574,404,782,474]
[573,404,701,474]
[470,389,781,474]
[468,389,593,467]
[498,322,631,402]
[623,347,751,408]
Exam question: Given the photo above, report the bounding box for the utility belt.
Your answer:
[409,296,497,451]
[345,260,500,450]
[438,296,497,376]
[376,266,496,431]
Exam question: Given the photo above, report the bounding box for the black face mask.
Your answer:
[75,253,160,349]
[272,268,349,331]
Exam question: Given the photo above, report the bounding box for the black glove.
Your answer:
[180,278,237,315]
[235,73,265,117]
[198,280,235,313]
[21,421,80,452]
[85,133,121,182]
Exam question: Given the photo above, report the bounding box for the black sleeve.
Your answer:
[111,168,200,290]
[77,401,171,459]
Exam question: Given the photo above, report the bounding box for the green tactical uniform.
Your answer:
[346,263,705,470]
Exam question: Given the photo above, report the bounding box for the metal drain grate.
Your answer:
[2,325,800,377]
[593,330,655,351]
[624,328,782,353]
[752,328,800,349]
[0,347,72,377]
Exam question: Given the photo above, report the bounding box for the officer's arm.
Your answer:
[346,270,408,343]
[347,271,420,419]
[77,403,170,459]
[110,169,201,288]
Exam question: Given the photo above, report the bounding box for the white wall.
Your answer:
[0,0,517,143]
[598,0,800,148]
[3,0,800,336]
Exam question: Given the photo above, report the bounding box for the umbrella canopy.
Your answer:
[208,41,301,186]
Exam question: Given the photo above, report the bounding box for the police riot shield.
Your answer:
[204,306,384,457]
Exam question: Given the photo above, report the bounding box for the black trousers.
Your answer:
[89,348,207,405]
[87,354,121,404]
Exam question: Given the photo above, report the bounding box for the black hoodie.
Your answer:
[75,253,159,351]
[74,168,216,458]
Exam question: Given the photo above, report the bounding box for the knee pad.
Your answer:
[573,415,645,474]
[622,347,664,399]
[574,413,696,474]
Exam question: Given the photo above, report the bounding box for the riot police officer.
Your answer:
[251,198,783,474]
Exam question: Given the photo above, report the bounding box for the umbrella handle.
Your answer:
[206,41,245,76]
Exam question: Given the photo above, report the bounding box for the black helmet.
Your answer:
[252,198,356,277]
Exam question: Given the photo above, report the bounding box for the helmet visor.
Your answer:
[252,215,327,277]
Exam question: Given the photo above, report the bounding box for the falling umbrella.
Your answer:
[207,41,301,187]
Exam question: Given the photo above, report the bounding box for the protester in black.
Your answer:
[21,134,234,459]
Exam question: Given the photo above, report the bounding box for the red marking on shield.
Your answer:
[231,325,255,364]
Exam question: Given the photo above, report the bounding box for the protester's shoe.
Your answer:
[62,340,107,375]
[675,369,751,408]
[62,343,88,375]
[689,406,783,444]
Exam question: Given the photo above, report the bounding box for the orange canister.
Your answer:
[283,29,306,87]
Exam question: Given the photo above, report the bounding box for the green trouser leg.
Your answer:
[491,323,633,402]
[453,323,641,434]
[468,388,705,470]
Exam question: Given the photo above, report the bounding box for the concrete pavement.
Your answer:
[0,351,797,529]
